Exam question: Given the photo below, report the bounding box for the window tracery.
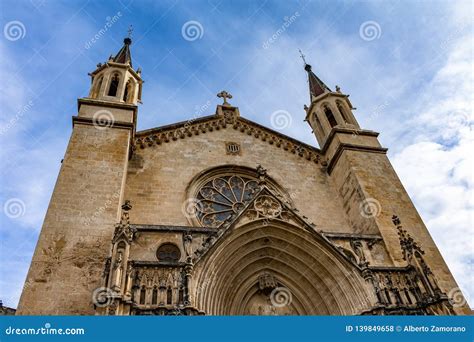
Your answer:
[196,175,260,227]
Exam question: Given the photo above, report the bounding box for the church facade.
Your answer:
[17,37,469,315]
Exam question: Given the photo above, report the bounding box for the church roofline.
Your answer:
[135,111,323,163]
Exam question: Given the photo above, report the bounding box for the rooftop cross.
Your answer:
[127,25,133,39]
[217,90,233,106]
[298,49,307,65]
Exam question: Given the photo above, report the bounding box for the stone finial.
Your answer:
[392,215,424,261]
[217,90,233,106]
[120,200,132,225]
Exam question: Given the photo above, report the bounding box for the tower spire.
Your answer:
[299,51,331,101]
[112,28,133,67]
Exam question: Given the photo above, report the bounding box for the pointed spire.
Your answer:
[299,50,331,101]
[113,27,133,67]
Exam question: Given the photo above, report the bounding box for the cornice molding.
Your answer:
[320,127,379,153]
[134,115,323,165]
[72,116,135,130]
[77,97,138,113]
[326,143,388,175]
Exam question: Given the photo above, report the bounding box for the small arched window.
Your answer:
[156,243,181,263]
[166,287,173,305]
[123,79,133,103]
[324,106,337,128]
[337,102,349,124]
[108,73,120,97]
[313,113,324,135]
[152,287,158,305]
[139,286,146,304]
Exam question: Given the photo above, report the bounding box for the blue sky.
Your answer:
[0,0,472,309]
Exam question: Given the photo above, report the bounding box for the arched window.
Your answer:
[324,106,337,128]
[178,287,184,305]
[337,102,349,124]
[196,175,260,227]
[123,79,133,103]
[152,287,158,305]
[188,166,290,228]
[313,113,324,135]
[166,287,173,305]
[139,286,146,304]
[108,73,120,97]
[91,76,103,99]
[156,243,181,262]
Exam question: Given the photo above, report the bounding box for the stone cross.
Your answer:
[217,90,232,106]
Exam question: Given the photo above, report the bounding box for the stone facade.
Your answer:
[16,38,470,315]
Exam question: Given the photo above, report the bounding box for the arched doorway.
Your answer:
[192,220,374,315]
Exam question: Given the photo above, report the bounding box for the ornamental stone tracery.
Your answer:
[196,175,260,227]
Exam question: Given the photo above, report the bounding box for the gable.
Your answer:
[134,105,323,165]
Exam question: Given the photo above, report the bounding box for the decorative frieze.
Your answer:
[134,116,322,164]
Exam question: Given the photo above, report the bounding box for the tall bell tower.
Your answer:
[302,59,470,314]
[17,36,142,314]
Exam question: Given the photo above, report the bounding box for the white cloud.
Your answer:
[391,31,473,307]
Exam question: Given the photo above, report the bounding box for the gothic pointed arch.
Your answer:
[190,187,375,315]
[108,73,120,97]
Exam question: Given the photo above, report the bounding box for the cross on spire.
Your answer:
[298,49,307,65]
[217,90,233,106]
[127,25,133,39]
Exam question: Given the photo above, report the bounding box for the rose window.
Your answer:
[196,175,260,227]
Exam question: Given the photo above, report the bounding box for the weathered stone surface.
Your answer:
[16,41,470,316]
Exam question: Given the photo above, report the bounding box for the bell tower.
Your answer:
[303,62,360,147]
[88,36,143,105]
[302,58,470,314]
[17,36,142,314]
